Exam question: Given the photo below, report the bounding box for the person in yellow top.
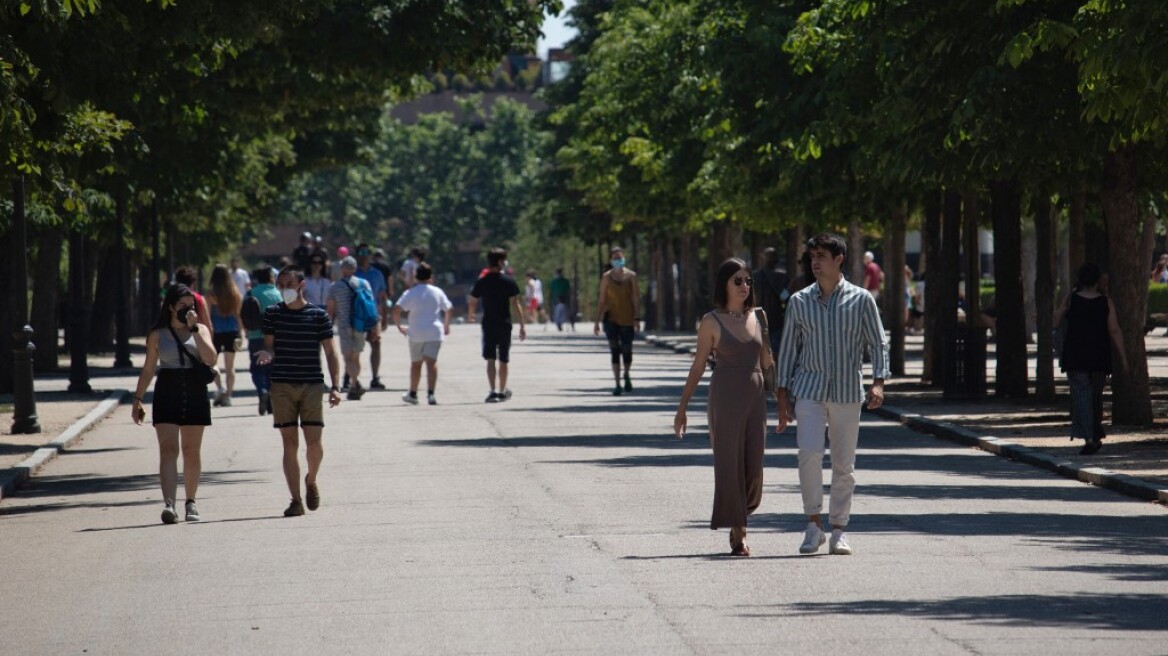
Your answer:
[594,246,640,395]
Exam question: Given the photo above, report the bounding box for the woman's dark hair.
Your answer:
[279,265,306,283]
[1077,262,1102,288]
[712,258,754,310]
[173,265,197,288]
[806,233,848,261]
[152,283,195,331]
[416,262,433,281]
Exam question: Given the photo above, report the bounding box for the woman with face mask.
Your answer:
[594,246,640,395]
[130,283,218,524]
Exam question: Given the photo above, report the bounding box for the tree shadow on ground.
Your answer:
[1,469,265,516]
[1028,563,1168,583]
[739,592,1168,632]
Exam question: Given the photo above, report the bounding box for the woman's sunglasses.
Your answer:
[732,276,753,287]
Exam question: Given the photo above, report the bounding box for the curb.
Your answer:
[871,404,1168,505]
[0,389,127,504]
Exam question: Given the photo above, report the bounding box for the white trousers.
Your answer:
[795,399,862,527]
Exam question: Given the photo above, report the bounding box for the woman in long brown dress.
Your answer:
[675,258,775,556]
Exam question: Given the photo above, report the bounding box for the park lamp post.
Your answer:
[11,176,41,434]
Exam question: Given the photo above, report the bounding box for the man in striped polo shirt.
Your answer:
[256,266,343,517]
[776,233,890,556]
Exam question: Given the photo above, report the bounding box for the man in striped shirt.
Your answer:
[776,233,890,556]
[256,266,343,518]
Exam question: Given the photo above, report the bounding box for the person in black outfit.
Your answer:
[470,248,527,402]
[292,232,314,271]
[752,247,791,356]
[1055,263,1129,455]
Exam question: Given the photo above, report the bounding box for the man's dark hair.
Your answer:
[487,247,507,268]
[410,247,427,261]
[356,243,371,256]
[806,233,848,261]
[610,246,624,257]
[761,247,778,267]
[1077,262,1102,288]
[253,267,273,285]
[416,262,433,281]
[712,258,754,310]
[174,265,197,287]
[279,265,306,283]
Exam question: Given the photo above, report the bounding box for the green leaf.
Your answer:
[19,3,31,16]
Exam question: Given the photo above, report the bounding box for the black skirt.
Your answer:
[152,369,212,426]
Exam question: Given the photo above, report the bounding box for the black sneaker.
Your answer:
[612,385,623,396]
[347,384,366,401]
[1080,439,1103,456]
[485,392,499,403]
[624,376,633,393]
[284,499,305,517]
[370,378,386,390]
[305,480,320,511]
[500,389,513,402]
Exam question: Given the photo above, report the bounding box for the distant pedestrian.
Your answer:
[393,263,453,406]
[292,232,314,271]
[207,264,243,407]
[777,233,889,556]
[304,254,331,307]
[470,247,527,402]
[753,247,790,356]
[524,269,547,327]
[862,250,884,300]
[326,256,372,400]
[400,247,425,289]
[355,244,389,390]
[131,284,217,524]
[674,258,774,557]
[1055,263,1129,455]
[229,257,251,296]
[549,268,572,331]
[173,266,213,333]
[594,247,640,395]
[245,267,282,416]
[371,247,396,298]
[254,266,343,517]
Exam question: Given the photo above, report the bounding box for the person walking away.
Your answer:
[244,267,282,415]
[752,247,790,356]
[254,266,343,517]
[862,250,884,301]
[674,259,774,556]
[229,257,251,296]
[371,247,396,299]
[207,264,243,407]
[355,244,389,390]
[292,232,314,271]
[393,263,452,405]
[777,233,890,556]
[304,254,331,307]
[525,270,547,327]
[327,256,372,400]
[470,248,527,402]
[594,247,640,395]
[130,284,217,524]
[549,268,572,331]
[400,247,425,289]
[1055,262,1129,455]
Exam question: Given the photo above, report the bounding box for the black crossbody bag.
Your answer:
[169,326,216,386]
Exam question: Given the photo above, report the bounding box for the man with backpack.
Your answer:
[243,267,283,416]
[355,244,390,390]
[326,256,377,400]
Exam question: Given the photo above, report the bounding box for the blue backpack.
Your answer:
[348,278,379,332]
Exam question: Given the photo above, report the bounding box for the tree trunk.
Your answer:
[941,190,961,337]
[885,205,907,376]
[1022,219,1038,340]
[67,229,92,393]
[848,218,865,285]
[1034,194,1056,401]
[1099,148,1152,425]
[990,179,1029,397]
[1084,200,1110,273]
[662,237,676,331]
[963,187,987,396]
[680,232,701,331]
[31,225,63,372]
[650,236,664,333]
[922,190,943,385]
[0,181,19,395]
[1068,183,1086,287]
[785,224,804,282]
[89,243,118,353]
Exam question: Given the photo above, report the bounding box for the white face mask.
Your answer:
[281,288,299,304]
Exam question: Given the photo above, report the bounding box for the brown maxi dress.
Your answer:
[707,311,767,530]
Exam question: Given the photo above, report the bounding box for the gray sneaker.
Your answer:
[402,392,419,405]
[184,500,201,522]
[427,393,437,406]
[161,500,178,525]
[799,523,826,554]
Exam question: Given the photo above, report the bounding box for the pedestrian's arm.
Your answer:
[443,307,452,336]
[393,304,406,336]
[512,294,527,339]
[629,272,640,331]
[131,332,160,424]
[379,288,390,330]
[326,296,337,322]
[594,275,609,335]
[322,335,342,406]
[674,316,716,438]
[1106,298,1129,372]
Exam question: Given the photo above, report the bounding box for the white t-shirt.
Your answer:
[396,283,452,342]
[400,258,419,285]
[526,278,544,305]
[231,267,251,295]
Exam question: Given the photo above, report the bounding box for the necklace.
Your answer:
[724,308,746,318]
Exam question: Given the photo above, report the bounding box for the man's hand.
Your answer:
[776,393,795,433]
[397,324,408,336]
[255,350,272,366]
[444,325,450,336]
[519,325,527,341]
[328,389,342,407]
[866,383,885,409]
[593,322,601,337]
[673,408,687,439]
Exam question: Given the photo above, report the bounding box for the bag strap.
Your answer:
[167,325,203,368]
[754,308,772,356]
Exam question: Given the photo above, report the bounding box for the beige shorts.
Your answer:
[408,340,443,362]
[270,382,324,428]
[338,326,366,354]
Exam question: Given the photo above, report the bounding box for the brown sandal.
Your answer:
[729,543,751,557]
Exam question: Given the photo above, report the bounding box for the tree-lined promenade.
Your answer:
[535,0,1168,427]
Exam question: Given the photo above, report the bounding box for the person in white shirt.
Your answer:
[229,257,251,296]
[400,247,425,289]
[393,262,452,406]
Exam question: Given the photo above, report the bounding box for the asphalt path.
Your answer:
[0,325,1165,655]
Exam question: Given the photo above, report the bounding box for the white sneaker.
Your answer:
[799,523,826,554]
[402,392,419,405]
[184,500,201,522]
[829,529,853,555]
[161,500,178,525]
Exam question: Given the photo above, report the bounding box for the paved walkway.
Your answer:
[0,326,1165,654]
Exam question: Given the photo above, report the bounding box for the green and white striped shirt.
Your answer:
[776,276,890,404]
